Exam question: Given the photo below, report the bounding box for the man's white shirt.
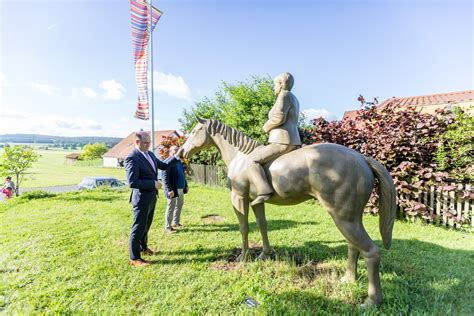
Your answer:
[138,149,156,173]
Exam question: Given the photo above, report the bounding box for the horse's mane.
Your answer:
[203,119,262,154]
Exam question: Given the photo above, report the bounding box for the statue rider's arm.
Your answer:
[263,93,290,133]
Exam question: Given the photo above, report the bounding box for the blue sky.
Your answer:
[0,0,472,137]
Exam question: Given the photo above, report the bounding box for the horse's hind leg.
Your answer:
[341,242,360,283]
[233,207,250,262]
[251,203,272,258]
[330,214,382,306]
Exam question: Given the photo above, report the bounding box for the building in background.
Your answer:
[65,153,81,165]
[102,130,179,167]
[343,90,474,120]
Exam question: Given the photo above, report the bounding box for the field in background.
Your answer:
[1,185,473,314]
[16,150,125,188]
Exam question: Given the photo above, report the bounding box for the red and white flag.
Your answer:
[130,0,162,120]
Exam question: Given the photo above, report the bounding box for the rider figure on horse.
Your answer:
[247,72,302,206]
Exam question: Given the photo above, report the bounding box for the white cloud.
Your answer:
[303,108,338,121]
[0,110,104,137]
[47,22,59,31]
[0,109,169,138]
[153,71,192,100]
[81,87,98,99]
[26,82,60,95]
[0,72,6,86]
[99,79,126,100]
[69,87,79,100]
[0,109,28,120]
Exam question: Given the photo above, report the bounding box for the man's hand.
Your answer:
[175,147,184,158]
[155,181,162,190]
[167,191,175,198]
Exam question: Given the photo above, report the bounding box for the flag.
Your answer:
[130,0,162,120]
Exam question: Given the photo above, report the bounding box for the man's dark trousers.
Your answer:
[130,191,156,260]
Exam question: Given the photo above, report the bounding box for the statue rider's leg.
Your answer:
[247,144,295,206]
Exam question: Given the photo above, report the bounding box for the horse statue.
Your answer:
[181,117,397,306]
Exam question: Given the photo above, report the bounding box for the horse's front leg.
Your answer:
[233,206,250,262]
[251,203,272,259]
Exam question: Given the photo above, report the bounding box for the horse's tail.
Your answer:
[364,157,397,249]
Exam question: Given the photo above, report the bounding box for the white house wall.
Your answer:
[103,157,118,167]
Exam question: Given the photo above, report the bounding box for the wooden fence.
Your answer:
[188,164,473,229]
[188,163,229,188]
[399,183,473,229]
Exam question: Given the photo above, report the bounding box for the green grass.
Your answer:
[19,150,125,188]
[1,185,473,314]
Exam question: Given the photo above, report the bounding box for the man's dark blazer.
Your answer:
[162,158,188,198]
[125,148,178,203]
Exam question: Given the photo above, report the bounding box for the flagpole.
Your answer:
[149,0,155,153]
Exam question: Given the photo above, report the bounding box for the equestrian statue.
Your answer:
[181,72,397,306]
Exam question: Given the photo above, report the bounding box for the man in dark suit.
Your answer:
[125,131,179,267]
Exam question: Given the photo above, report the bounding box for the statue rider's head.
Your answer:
[273,72,294,95]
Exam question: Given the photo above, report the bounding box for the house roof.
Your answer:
[342,110,358,121]
[378,90,474,109]
[343,90,474,120]
[65,153,81,159]
[103,130,179,159]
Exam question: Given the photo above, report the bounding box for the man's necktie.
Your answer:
[144,152,156,173]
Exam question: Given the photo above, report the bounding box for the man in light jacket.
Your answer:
[163,146,188,234]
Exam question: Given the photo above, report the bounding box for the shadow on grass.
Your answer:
[55,193,119,202]
[264,239,474,313]
[146,246,229,265]
[185,219,318,233]
[263,290,355,314]
[153,238,473,313]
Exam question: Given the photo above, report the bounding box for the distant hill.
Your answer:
[0,134,122,146]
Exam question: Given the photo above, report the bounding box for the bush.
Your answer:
[306,103,472,223]
[158,135,187,160]
[20,190,56,200]
[435,106,473,181]
[81,143,108,161]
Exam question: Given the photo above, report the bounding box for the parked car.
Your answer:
[78,177,126,190]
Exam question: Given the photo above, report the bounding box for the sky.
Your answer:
[0,0,472,137]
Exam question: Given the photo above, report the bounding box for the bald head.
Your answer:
[134,131,151,152]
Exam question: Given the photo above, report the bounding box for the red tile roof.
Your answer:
[378,90,474,108]
[342,110,358,120]
[103,130,179,159]
[343,90,474,120]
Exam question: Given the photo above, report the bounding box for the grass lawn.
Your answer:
[1,185,473,314]
[18,150,125,188]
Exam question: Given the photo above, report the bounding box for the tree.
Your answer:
[179,74,314,164]
[435,106,473,181]
[80,143,108,160]
[179,75,282,164]
[0,145,39,196]
[180,75,276,141]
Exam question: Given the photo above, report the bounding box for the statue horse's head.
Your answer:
[182,117,212,159]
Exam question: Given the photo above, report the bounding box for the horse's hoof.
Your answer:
[257,252,271,260]
[340,274,356,284]
[360,297,381,309]
[236,253,249,262]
